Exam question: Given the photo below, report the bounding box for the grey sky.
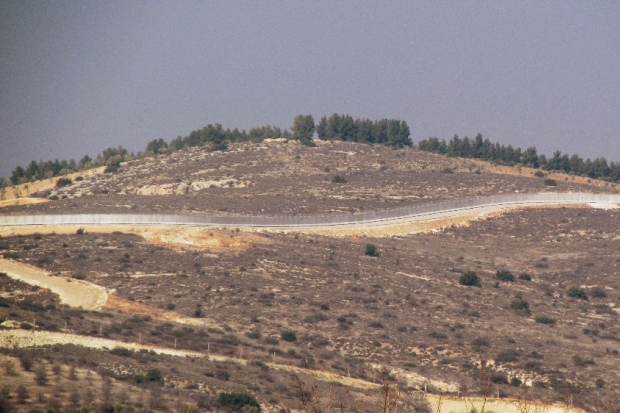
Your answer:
[1,1,619,178]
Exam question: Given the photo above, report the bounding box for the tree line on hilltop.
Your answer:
[418,134,620,182]
[2,114,619,187]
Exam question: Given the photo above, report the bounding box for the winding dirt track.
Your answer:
[0,259,107,310]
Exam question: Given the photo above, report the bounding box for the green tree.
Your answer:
[567,286,588,300]
[217,392,260,412]
[280,329,297,342]
[459,271,481,287]
[145,138,168,154]
[291,114,316,143]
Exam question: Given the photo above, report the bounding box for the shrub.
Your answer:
[495,270,514,282]
[496,349,519,364]
[510,377,523,387]
[365,244,378,257]
[71,272,87,280]
[35,365,49,385]
[471,337,490,347]
[215,370,230,381]
[518,273,532,281]
[280,329,297,342]
[18,351,33,371]
[217,392,260,412]
[55,178,72,188]
[459,271,481,287]
[16,384,29,403]
[246,330,261,340]
[369,321,384,329]
[535,315,556,325]
[104,160,121,173]
[567,286,588,300]
[110,347,133,357]
[490,373,508,384]
[544,178,557,186]
[134,368,164,385]
[510,299,530,313]
[590,286,607,298]
[534,171,545,178]
[572,355,595,367]
[429,331,448,340]
[331,175,347,184]
[76,228,85,235]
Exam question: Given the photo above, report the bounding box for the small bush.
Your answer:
[16,384,29,404]
[35,365,49,385]
[365,244,378,257]
[245,331,261,340]
[18,351,33,371]
[369,321,384,329]
[590,286,607,298]
[217,392,260,412]
[535,315,556,325]
[55,178,72,188]
[510,377,523,387]
[134,368,164,385]
[104,161,121,173]
[110,347,133,357]
[496,349,519,364]
[459,271,481,287]
[331,175,347,184]
[518,273,532,281]
[572,355,595,367]
[76,228,85,235]
[544,178,557,186]
[280,329,297,342]
[495,270,514,282]
[215,370,230,381]
[471,337,490,347]
[510,299,530,313]
[429,331,448,340]
[534,171,545,178]
[567,286,588,300]
[490,373,508,384]
[71,272,87,280]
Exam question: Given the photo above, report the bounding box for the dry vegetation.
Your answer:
[2,140,617,216]
[1,140,620,412]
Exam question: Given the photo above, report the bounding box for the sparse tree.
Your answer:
[291,114,316,143]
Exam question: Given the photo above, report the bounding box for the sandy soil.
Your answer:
[0,166,106,202]
[426,394,587,413]
[0,224,266,253]
[0,197,49,208]
[103,294,210,326]
[0,258,107,310]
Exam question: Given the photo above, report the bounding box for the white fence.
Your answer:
[1,193,619,228]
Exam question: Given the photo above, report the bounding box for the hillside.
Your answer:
[1,140,619,412]
[2,140,617,217]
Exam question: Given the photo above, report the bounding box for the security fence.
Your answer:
[1,193,619,228]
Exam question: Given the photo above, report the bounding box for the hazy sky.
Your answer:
[1,1,619,178]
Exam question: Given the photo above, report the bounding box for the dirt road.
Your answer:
[0,259,107,310]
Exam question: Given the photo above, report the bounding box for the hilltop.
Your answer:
[2,139,617,216]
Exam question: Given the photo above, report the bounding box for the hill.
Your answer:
[1,139,619,412]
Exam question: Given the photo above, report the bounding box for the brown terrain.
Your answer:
[2,140,617,216]
[0,140,619,413]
